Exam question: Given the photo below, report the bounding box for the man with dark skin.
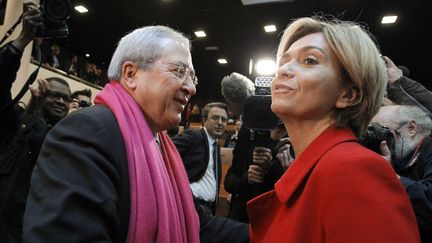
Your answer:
[0,2,70,242]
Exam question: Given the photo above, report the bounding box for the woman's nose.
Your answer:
[275,62,295,80]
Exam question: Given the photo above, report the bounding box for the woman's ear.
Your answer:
[121,61,138,90]
[335,86,360,109]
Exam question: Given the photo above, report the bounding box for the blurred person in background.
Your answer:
[383,56,432,116]
[225,123,290,223]
[173,102,228,216]
[223,119,242,148]
[372,105,432,242]
[0,2,70,242]
[43,43,61,68]
[68,88,92,113]
[64,55,79,76]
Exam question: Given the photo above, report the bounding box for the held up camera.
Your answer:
[36,0,72,38]
[359,122,395,155]
[243,77,280,147]
[78,100,90,108]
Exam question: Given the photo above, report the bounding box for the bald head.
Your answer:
[372,105,431,137]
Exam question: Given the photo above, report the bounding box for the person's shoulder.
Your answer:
[317,141,388,172]
[69,105,114,120]
[59,105,118,132]
[181,128,202,137]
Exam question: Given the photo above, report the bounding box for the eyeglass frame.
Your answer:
[143,59,198,86]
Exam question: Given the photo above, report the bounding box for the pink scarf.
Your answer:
[95,81,199,243]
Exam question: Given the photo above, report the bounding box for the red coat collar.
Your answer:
[274,127,357,204]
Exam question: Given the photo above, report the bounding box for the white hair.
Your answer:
[398,105,432,136]
[107,25,190,81]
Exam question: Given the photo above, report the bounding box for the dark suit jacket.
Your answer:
[172,129,222,208]
[23,106,246,243]
[23,105,130,243]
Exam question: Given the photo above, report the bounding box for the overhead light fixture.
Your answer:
[205,46,219,51]
[85,53,90,57]
[74,5,88,13]
[381,15,397,24]
[194,31,206,38]
[241,0,294,5]
[218,59,227,64]
[256,59,276,75]
[264,25,276,32]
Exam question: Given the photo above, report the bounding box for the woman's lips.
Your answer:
[273,83,296,93]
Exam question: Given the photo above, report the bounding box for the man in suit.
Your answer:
[23,25,200,242]
[173,102,228,215]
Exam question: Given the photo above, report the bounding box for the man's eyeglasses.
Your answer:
[208,115,228,123]
[145,60,198,86]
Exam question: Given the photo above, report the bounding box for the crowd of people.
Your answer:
[0,1,431,243]
[31,39,109,87]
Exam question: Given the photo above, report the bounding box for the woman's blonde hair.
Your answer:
[277,17,387,136]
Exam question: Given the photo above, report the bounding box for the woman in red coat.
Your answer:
[247,17,420,242]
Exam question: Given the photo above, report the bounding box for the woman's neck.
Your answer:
[285,118,333,157]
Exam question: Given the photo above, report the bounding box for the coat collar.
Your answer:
[274,127,357,204]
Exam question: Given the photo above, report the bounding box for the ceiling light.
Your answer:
[85,53,90,57]
[218,59,227,64]
[194,31,206,38]
[381,15,397,24]
[74,5,88,13]
[264,25,276,32]
[205,46,219,51]
[241,0,294,5]
[256,59,276,75]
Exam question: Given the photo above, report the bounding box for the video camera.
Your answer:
[36,0,72,38]
[243,77,280,147]
[359,122,395,155]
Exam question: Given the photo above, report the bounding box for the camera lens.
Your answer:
[359,123,395,154]
[43,0,71,22]
[78,100,90,108]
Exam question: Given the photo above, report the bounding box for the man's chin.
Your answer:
[167,115,181,128]
[214,132,224,138]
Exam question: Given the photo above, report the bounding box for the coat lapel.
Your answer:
[274,127,357,205]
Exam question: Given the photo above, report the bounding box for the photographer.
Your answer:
[224,124,290,223]
[68,88,92,113]
[383,56,432,116]
[0,2,71,242]
[372,105,432,242]
[221,72,291,223]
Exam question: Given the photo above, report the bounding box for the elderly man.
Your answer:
[372,105,432,242]
[23,26,199,242]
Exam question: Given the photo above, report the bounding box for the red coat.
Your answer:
[247,128,420,243]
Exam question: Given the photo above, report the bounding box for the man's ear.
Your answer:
[121,61,138,90]
[335,86,359,109]
[407,120,417,137]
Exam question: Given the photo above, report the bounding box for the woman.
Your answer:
[247,17,419,242]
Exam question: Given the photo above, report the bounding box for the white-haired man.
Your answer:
[24,25,199,242]
[372,105,432,242]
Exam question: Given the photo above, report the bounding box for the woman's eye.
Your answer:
[304,57,318,64]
